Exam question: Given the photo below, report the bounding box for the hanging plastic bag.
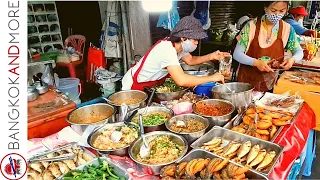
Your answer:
[108,155,159,180]
[191,1,211,30]
[102,1,122,58]
[156,0,180,31]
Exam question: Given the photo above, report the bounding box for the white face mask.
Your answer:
[298,18,304,26]
[181,39,197,53]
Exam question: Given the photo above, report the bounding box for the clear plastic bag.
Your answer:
[219,55,232,77]
[108,155,159,180]
[41,65,59,87]
[172,102,193,115]
[264,91,300,109]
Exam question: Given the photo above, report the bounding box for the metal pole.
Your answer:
[120,1,132,74]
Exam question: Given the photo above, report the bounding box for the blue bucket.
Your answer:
[194,82,216,98]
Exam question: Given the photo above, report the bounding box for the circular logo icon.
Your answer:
[0,153,27,180]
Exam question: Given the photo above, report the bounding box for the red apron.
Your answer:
[237,17,284,92]
[131,39,170,91]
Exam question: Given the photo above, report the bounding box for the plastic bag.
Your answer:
[191,1,211,30]
[219,55,232,77]
[172,102,193,115]
[156,1,179,31]
[108,155,159,180]
[41,65,59,87]
[179,92,208,103]
[265,91,296,108]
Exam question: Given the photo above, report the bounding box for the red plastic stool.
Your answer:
[57,35,86,93]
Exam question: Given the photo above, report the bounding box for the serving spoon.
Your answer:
[110,103,128,143]
[139,113,150,159]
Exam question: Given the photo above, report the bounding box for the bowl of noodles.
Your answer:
[193,99,235,128]
[131,106,174,133]
[151,78,189,101]
[165,114,209,144]
[87,122,140,156]
[129,131,188,175]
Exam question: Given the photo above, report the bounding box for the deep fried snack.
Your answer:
[160,164,176,177]
[256,129,270,135]
[260,134,269,141]
[257,120,272,130]
[233,166,249,176]
[272,119,287,126]
[243,116,254,126]
[269,125,277,140]
[279,115,293,121]
[246,108,255,115]
[212,158,229,172]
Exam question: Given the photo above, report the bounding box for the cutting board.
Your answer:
[28,88,75,123]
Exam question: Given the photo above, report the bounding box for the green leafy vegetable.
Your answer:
[156,78,185,92]
[63,158,125,180]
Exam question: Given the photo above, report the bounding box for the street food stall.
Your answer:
[27,77,316,180]
[26,1,318,179]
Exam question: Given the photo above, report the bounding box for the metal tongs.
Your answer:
[27,142,77,163]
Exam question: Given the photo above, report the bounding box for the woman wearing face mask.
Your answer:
[233,1,303,92]
[284,6,320,37]
[122,16,229,91]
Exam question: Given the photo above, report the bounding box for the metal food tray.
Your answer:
[190,126,284,175]
[58,157,129,180]
[223,112,284,143]
[177,149,268,179]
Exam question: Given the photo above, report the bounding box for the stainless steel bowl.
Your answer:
[165,114,209,144]
[193,99,235,128]
[67,103,116,133]
[152,88,189,101]
[211,82,253,110]
[87,122,140,156]
[34,81,49,94]
[107,90,148,119]
[128,131,188,175]
[28,86,39,102]
[131,106,174,133]
[181,62,216,76]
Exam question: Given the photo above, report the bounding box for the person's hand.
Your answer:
[211,72,225,83]
[209,51,231,61]
[253,59,274,72]
[280,58,295,70]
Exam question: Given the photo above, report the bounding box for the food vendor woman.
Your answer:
[233,1,303,92]
[122,16,230,91]
[284,6,320,38]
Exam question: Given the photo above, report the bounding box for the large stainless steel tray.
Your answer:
[177,149,268,179]
[58,157,129,180]
[190,126,284,175]
[223,111,284,142]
